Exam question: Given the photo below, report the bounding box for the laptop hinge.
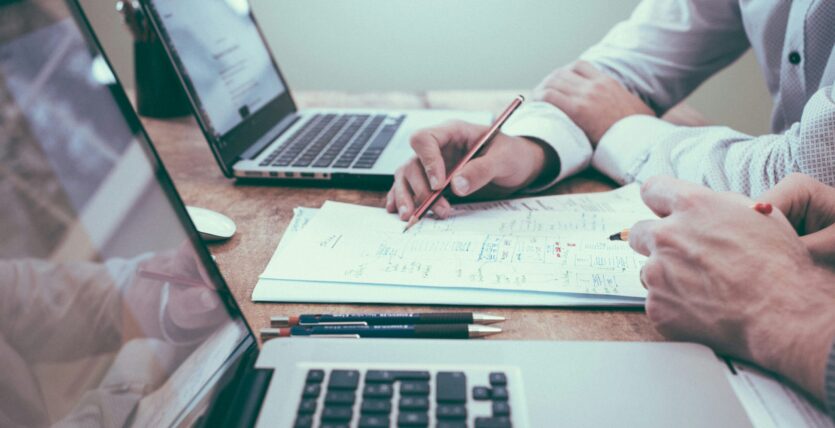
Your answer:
[239,113,300,161]
[197,346,273,428]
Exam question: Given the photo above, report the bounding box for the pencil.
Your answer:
[403,95,525,233]
[607,202,773,241]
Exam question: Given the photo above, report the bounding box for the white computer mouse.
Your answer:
[186,206,237,242]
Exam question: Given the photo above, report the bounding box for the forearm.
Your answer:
[744,264,835,406]
[0,259,125,361]
[593,86,835,196]
[580,0,748,114]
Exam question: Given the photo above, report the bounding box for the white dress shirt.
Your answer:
[502,0,835,197]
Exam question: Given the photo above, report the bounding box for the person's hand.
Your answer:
[628,176,835,403]
[533,60,654,145]
[124,243,226,342]
[386,121,554,220]
[758,173,835,265]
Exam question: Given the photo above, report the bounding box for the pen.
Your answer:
[403,95,525,233]
[608,202,774,241]
[259,324,502,339]
[270,312,505,327]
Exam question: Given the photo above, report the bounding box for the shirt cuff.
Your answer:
[501,101,592,192]
[592,114,674,184]
[826,338,835,422]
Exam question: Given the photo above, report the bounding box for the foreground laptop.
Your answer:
[139,0,491,186]
[0,1,753,426]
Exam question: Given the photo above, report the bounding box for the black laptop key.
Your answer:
[397,412,429,427]
[366,122,400,150]
[492,386,509,401]
[436,372,467,403]
[400,381,430,396]
[328,369,360,390]
[294,414,313,428]
[306,369,325,384]
[301,384,321,398]
[493,401,511,417]
[361,399,392,414]
[297,399,317,414]
[363,383,394,398]
[324,391,356,406]
[321,406,353,422]
[489,372,507,386]
[320,425,348,428]
[359,415,390,428]
[475,416,512,428]
[436,404,467,420]
[365,370,396,383]
[399,396,429,411]
[472,386,491,400]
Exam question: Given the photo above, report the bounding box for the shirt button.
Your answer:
[788,51,801,65]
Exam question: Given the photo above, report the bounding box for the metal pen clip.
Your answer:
[300,321,369,327]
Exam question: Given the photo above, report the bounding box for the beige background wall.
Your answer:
[80,0,773,135]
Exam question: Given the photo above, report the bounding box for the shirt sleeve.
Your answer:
[501,101,592,192]
[580,0,750,115]
[592,85,835,196]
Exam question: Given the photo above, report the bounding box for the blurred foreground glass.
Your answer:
[0,1,248,426]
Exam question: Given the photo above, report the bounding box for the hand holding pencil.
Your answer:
[387,96,557,222]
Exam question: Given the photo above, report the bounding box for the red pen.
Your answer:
[403,95,525,232]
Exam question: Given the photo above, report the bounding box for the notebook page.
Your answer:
[261,186,653,298]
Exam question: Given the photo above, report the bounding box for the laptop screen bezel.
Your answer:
[63,1,262,424]
[140,0,298,177]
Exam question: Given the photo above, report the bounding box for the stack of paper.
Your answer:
[253,185,655,306]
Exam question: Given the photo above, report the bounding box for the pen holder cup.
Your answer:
[134,38,190,118]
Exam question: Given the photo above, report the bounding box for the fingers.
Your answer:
[392,167,415,220]
[390,160,455,220]
[639,176,709,217]
[386,189,396,213]
[800,224,835,265]
[572,60,602,78]
[757,173,815,229]
[757,173,835,235]
[403,162,454,219]
[410,121,488,191]
[449,153,507,197]
[628,219,659,256]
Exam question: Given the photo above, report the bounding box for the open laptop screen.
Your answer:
[144,0,297,172]
[147,0,285,136]
[0,1,252,426]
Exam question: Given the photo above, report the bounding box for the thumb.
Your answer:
[800,224,835,265]
[450,156,501,197]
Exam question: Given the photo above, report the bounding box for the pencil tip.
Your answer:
[402,217,417,233]
[608,233,621,241]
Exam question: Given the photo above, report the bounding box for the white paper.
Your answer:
[726,361,834,428]
[261,186,652,298]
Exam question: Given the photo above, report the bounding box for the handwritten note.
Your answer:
[261,185,653,298]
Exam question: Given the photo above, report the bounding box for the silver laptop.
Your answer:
[0,1,753,426]
[140,0,491,185]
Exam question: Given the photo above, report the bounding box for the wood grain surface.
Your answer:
[141,91,664,345]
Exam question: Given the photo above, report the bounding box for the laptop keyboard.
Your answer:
[259,113,404,170]
[294,368,514,428]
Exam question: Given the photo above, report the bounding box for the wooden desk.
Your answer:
[141,91,663,343]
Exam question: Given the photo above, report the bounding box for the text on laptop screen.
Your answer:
[150,0,286,137]
[0,1,250,426]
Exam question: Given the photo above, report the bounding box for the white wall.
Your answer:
[82,0,773,135]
